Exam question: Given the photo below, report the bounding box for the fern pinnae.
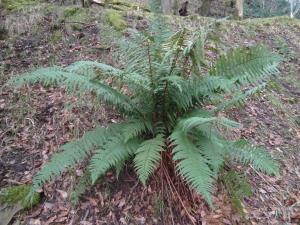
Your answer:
[196,135,225,176]
[214,83,266,112]
[121,119,153,142]
[228,139,280,175]
[209,45,281,86]
[134,134,165,185]
[31,127,107,192]
[171,128,215,206]
[89,135,132,184]
[65,61,122,78]
[70,170,91,206]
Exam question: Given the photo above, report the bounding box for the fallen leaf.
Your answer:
[56,189,68,199]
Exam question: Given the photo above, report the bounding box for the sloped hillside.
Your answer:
[0,3,299,225]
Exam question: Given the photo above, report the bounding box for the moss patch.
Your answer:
[0,0,37,11]
[0,185,41,210]
[63,6,89,21]
[64,6,81,18]
[105,9,127,31]
[50,30,63,44]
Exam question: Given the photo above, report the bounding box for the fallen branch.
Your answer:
[91,0,149,12]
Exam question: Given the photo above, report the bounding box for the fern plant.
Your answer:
[8,2,281,207]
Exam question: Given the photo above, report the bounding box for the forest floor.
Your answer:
[0,3,300,225]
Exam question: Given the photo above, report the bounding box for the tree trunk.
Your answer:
[173,0,179,15]
[161,0,173,14]
[235,0,243,19]
[198,0,212,16]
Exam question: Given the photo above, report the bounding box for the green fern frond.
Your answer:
[180,116,241,133]
[190,76,233,96]
[157,76,185,93]
[184,30,208,73]
[89,135,140,183]
[119,30,152,76]
[66,60,151,92]
[180,117,216,132]
[171,129,215,206]
[217,117,242,129]
[215,84,266,112]
[31,127,107,192]
[223,170,252,215]
[228,139,280,175]
[162,29,187,54]
[209,45,281,86]
[134,134,165,185]
[70,170,91,206]
[8,66,138,114]
[8,67,70,87]
[121,119,153,142]
[196,135,226,175]
[65,61,122,78]
[169,85,194,111]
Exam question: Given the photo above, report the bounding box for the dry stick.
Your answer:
[4,179,25,185]
[162,165,179,224]
[162,165,196,225]
[126,181,139,203]
[164,179,176,225]
[160,157,165,224]
[64,21,96,28]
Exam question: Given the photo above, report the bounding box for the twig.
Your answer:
[25,117,35,127]
[64,21,96,28]
[4,179,26,185]
[160,156,165,223]
[126,181,139,203]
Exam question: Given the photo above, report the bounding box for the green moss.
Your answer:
[105,9,127,31]
[104,0,149,12]
[0,185,41,210]
[64,6,81,18]
[71,24,83,31]
[50,30,63,44]
[63,6,89,21]
[0,0,37,11]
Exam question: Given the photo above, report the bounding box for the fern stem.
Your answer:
[162,45,181,131]
[147,40,155,92]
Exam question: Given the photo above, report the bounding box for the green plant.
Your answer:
[105,9,127,31]
[275,38,295,61]
[0,185,41,209]
[8,2,281,207]
[222,170,252,215]
[0,0,38,11]
[70,171,91,206]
